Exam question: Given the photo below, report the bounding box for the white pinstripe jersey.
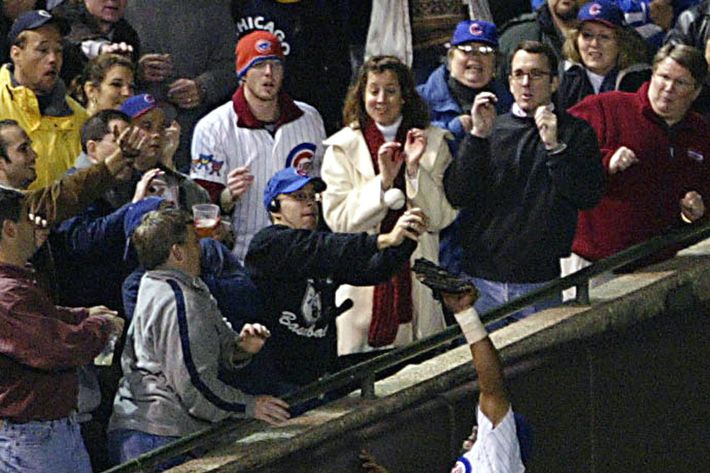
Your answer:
[451,406,526,473]
[190,99,326,262]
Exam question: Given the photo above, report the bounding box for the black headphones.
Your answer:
[268,199,280,213]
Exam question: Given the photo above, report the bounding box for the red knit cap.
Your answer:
[235,30,285,78]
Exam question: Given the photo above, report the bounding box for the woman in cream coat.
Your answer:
[322,56,457,357]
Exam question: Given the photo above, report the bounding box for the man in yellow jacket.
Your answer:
[0,10,87,190]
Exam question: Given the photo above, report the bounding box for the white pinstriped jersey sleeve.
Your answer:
[451,406,525,473]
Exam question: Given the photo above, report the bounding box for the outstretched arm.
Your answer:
[442,291,509,426]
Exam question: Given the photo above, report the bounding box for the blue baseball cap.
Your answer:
[450,20,498,48]
[577,1,624,28]
[263,167,325,211]
[8,10,68,45]
[120,94,158,119]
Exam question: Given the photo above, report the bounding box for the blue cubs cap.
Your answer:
[450,20,498,48]
[120,94,158,119]
[8,10,68,45]
[578,1,624,28]
[263,167,325,211]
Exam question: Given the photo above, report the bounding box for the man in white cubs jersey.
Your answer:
[360,287,532,473]
[190,30,326,261]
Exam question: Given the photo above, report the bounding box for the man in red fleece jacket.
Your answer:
[567,43,710,273]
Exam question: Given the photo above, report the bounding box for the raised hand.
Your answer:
[237,323,271,354]
[168,78,204,109]
[161,120,181,168]
[377,142,404,190]
[471,92,498,138]
[534,105,558,149]
[378,207,428,249]
[138,53,173,82]
[402,128,427,176]
[608,146,639,174]
[132,168,164,203]
[225,166,255,201]
[100,42,134,56]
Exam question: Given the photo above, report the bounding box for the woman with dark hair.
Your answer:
[321,55,457,358]
[558,0,651,110]
[71,53,135,115]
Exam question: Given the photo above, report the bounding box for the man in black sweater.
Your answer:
[245,167,426,392]
[443,40,603,329]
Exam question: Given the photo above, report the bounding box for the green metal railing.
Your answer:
[103,220,710,472]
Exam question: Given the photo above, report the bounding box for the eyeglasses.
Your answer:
[579,30,615,44]
[653,72,696,92]
[454,44,495,56]
[510,69,552,82]
[280,191,320,203]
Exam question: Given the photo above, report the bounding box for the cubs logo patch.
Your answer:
[255,39,272,53]
[286,143,316,174]
[191,153,225,177]
[469,23,483,36]
[589,3,602,15]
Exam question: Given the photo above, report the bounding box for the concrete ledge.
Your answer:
[169,242,710,472]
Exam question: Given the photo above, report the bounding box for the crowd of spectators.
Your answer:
[0,1,709,472]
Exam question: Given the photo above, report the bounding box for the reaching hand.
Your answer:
[378,207,428,249]
[534,106,558,149]
[402,128,427,176]
[680,191,705,223]
[161,120,181,169]
[237,323,271,354]
[132,168,164,203]
[441,288,477,314]
[470,92,497,138]
[377,142,404,190]
[253,395,290,425]
[608,146,639,174]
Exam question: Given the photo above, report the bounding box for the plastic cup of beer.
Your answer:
[193,204,220,238]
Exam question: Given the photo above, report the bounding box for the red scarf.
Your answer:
[364,118,413,348]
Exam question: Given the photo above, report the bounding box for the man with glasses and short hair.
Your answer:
[444,40,604,328]
[565,43,710,273]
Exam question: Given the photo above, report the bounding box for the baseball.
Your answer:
[384,188,406,210]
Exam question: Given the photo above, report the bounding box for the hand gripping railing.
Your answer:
[103,219,710,472]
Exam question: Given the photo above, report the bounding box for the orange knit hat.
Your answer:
[235,30,285,78]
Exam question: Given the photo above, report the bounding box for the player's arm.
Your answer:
[442,291,509,426]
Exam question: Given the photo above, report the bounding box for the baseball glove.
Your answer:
[411,258,477,296]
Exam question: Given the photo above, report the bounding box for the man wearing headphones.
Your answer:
[244,167,427,394]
